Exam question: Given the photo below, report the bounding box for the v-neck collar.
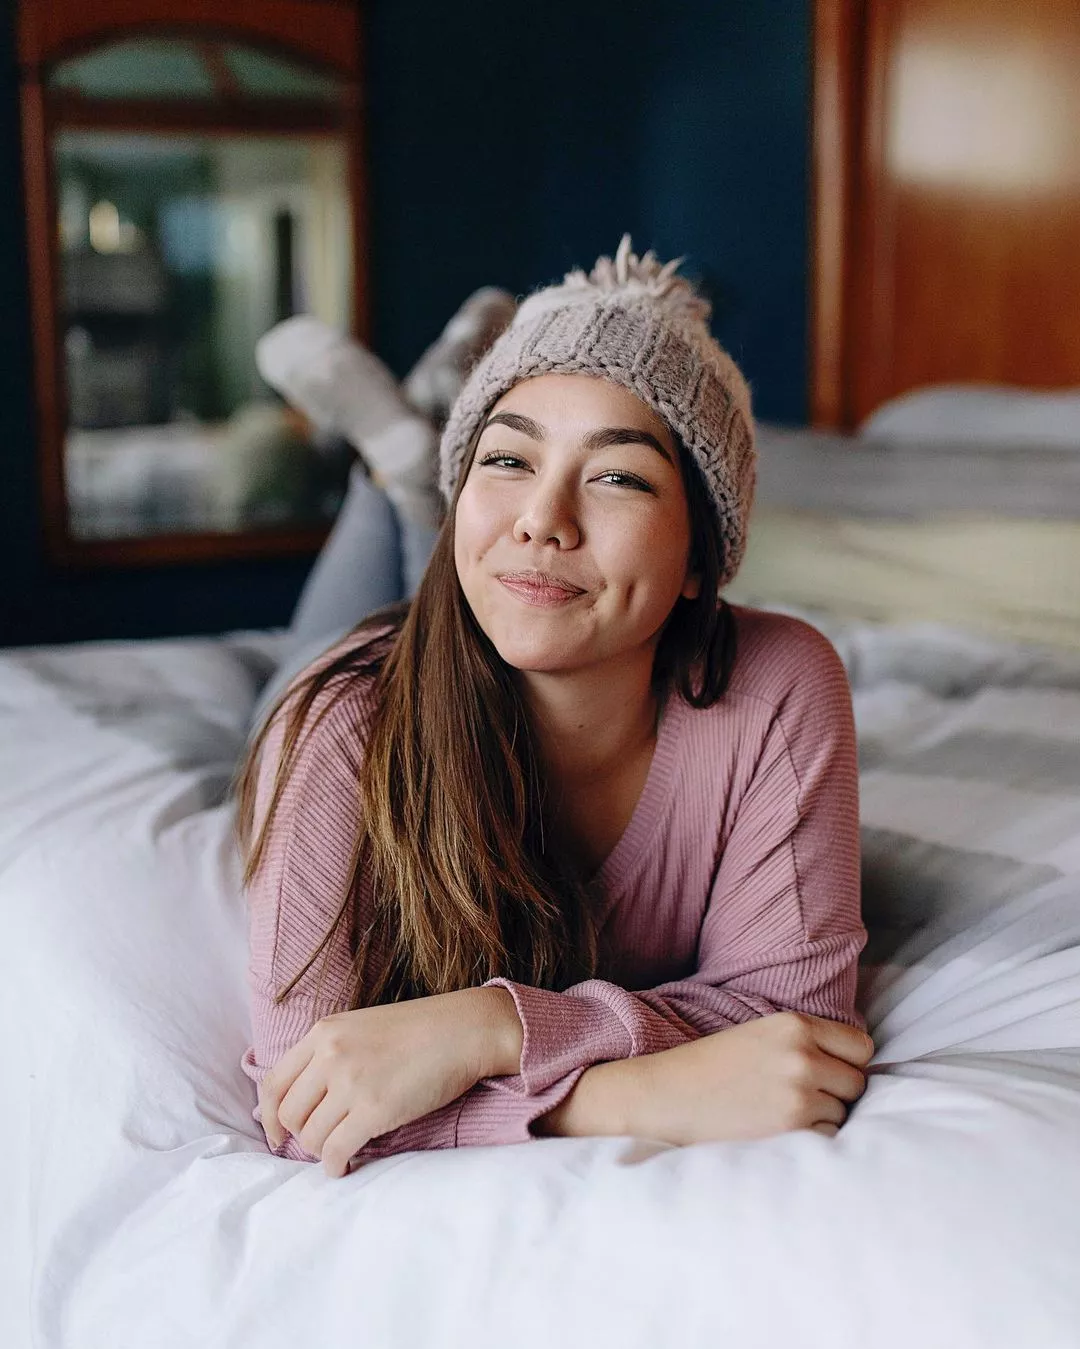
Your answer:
[589,689,689,921]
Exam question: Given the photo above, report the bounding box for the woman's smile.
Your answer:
[496,569,587,606]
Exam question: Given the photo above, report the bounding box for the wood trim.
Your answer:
[809,0,863,429]
[18,1,361,80]
[196,39,243,100]
[48,93,347,135]
[51,526,331,570]
[849,0,896,428]
[19,74,70,566]
[346,18,369,344]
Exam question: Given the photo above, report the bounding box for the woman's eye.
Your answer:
[595,471,654,492]
[478,452,528,470]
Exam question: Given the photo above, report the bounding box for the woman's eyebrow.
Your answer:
[482,411,545,439]
[481,412,672,464]
[581,426,673,464]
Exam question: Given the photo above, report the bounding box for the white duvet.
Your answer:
[3,620,1080,1349]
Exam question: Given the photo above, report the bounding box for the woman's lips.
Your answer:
[497,572,586,607]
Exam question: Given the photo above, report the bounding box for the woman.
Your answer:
[234,237,872,1180]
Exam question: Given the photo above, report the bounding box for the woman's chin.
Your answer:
[487,629,591,675]
[494,644,583,675]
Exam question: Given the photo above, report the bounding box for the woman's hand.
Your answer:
[537,1011,873,1145]
[628,1011,874,1145]
[257,986,524,1177]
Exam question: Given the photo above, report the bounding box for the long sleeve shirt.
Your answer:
[240,603,867,1164]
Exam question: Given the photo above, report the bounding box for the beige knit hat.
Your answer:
[438,235,756,587]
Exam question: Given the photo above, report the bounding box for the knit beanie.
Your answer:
[438,235,756,588]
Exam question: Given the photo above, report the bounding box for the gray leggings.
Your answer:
[248,463,438,733]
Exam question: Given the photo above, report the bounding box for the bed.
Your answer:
[7,1,1080,1344]
[5,612,1080,1348]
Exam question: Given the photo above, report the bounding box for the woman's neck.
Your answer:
[517,652,659,789]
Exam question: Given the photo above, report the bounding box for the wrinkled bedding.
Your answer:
[3,617,1079,1349]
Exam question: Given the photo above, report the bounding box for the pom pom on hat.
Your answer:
[518,235,712,326]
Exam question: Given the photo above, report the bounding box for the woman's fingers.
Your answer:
[809,1049,867,1104]
[259,1039,316,1144]
[807,1094,848,1137]
[812,1091,849,1128]
[276,1065,331,1140]
[298,1093,351,1162]
[804,1014,875,1069]
[320,1116,373,1179]
[257,1081,287,1148]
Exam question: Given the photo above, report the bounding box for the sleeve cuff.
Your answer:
[454,1066,589,1147]
[482,977,633,1094]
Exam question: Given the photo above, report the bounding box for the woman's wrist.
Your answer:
[456,985,524,1079]
[532,1056,649,1138]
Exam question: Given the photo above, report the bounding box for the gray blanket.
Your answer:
[755,422,1080,519]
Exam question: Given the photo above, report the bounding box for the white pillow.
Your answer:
[859,385,1080,448]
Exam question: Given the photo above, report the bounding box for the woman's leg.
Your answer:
[288,459,404,648]
[247,462,405,733]
[357,418,442,597]
[289,411,444,640]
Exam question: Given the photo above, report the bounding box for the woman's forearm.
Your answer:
[531,1055,652,1138]
[461,985,525,1078]
[465,986,655,1138]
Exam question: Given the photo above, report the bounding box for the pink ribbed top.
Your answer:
[240,605,867,1164]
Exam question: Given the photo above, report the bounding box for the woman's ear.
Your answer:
[681,569,702,601]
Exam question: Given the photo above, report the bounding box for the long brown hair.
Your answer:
[233,431,737,1010]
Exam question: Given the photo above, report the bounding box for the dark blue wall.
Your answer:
[0,0,810,647]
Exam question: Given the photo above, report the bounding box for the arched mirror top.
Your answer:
[45,37,346,106]
[19,1,361,79]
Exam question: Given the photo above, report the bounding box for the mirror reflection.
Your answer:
[55,128,354,540]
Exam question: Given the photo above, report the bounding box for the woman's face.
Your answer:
[454,373,701,677]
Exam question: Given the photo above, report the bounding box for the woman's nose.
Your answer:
[511,479,580,550]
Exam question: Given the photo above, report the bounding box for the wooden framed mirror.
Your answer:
[18,0,366,568]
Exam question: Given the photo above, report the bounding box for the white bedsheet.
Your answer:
[3,622,1080,1349]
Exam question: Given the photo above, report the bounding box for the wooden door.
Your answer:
[813,0,1080,428]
